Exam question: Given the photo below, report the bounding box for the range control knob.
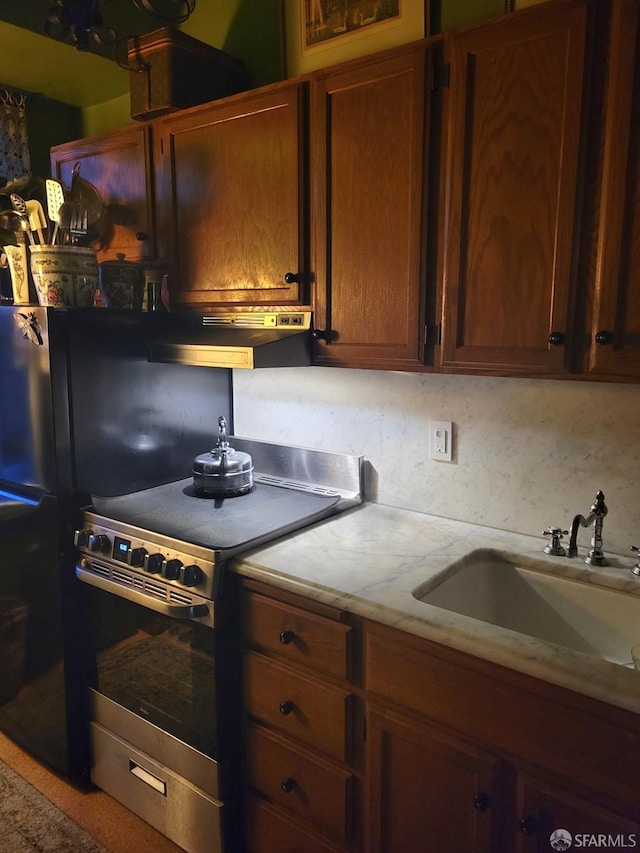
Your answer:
[144,552,165,574]
[88,534,110,554]
[183,564,204,587]
[164,558,183,581]
[74,529,91,547]
[128,547,148,568]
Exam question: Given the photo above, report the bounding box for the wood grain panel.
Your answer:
[244,591,352,681]
[440,1,590,374]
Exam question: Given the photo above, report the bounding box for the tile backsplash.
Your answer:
[233,368,640,558]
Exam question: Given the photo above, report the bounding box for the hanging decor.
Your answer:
[44,0,196,51]
[0,91,31,182]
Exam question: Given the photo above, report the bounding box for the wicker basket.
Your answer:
[0,598,29,704]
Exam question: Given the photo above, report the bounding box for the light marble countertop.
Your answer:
[232,502,640,715]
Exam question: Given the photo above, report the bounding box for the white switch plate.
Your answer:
[430,420,453,462]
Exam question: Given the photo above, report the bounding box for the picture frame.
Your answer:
[285,1,429,77]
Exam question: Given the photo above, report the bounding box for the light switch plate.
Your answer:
[430,420,453,462]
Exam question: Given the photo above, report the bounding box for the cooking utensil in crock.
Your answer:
[9,194,34,245]
[70,162,104,227]
[25,200,47,244]
[192,416,253,497]
[46,179,66,244]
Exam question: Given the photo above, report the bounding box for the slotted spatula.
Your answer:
[46,179,66,245]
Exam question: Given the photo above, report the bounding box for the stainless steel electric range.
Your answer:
[73,438,363,853]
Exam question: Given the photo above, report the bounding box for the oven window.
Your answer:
[88,588,216,758]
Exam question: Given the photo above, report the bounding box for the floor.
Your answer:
[0,732,182,853]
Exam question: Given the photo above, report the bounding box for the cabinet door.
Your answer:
[511,771,640,852]
[439,1,591,375]
[247,725,353,844]
[586,0,640,378]
[50,124,155,264]
[368,707,501,853]
[244,652,351,763]
[311,46,429,370]
[155,83,307,309]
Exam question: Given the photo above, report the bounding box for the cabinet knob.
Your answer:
[279,700,295,716]
[473,792,491,812]
[280,777,296,794]
[135,231,148,241]
[279,630,295,645]
[548,331,565,346]
[284,271,302,284]
[519,815,541,836]
[312,329,331,342]
[595,330,613,345]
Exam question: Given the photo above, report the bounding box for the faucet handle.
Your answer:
[543,527,569,556]
[632,546,640,577]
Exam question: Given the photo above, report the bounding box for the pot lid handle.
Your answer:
[215,415,230,454]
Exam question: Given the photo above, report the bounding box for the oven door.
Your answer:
[76,560,224,853]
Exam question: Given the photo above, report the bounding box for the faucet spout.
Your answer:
[567,490,608,565]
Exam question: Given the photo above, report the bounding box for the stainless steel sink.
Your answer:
[413,550,640,665]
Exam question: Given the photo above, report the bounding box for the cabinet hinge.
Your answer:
[430,62,450,91]
[425,323,442,346]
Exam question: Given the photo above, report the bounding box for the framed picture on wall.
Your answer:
[286,1,429,77]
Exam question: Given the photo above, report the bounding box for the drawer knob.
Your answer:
[473,792,490,812]
[279,630,295,645]
[595,330,613,345]
[279,700,295,716]
[281,777,296,794]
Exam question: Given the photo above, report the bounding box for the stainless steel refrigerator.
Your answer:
[0,306,231,780]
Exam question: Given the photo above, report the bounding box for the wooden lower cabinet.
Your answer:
[365,622,640,853]
[240,581,640,851]
[512,772,640,853]
[246,726,354,845]
[368,706,502,853]
[242,581,362,851]
[246,799,345,853]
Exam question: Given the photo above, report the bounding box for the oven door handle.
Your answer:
[75,562,212,622]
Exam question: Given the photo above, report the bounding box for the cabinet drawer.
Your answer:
[247,725,353,843]
[245,652,351,761]
[245,592,352,680]
[246,798,341,853]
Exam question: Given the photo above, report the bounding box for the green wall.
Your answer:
[440,0,507,31]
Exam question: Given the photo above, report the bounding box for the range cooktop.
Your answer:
[91,477,342,554]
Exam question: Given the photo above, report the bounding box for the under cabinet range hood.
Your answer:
[148,311,313,369]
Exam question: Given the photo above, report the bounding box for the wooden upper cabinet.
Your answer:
[585,0,640,378]
[50,123,156,264]
[154,82,307,309]
[311,46,430,370]
[439,1,591,376]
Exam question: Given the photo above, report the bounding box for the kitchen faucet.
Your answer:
[567,490,608,566]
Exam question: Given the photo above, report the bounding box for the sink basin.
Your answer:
[413,550,640,665]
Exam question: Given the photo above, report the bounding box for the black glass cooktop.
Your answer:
[91,478,340,555]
